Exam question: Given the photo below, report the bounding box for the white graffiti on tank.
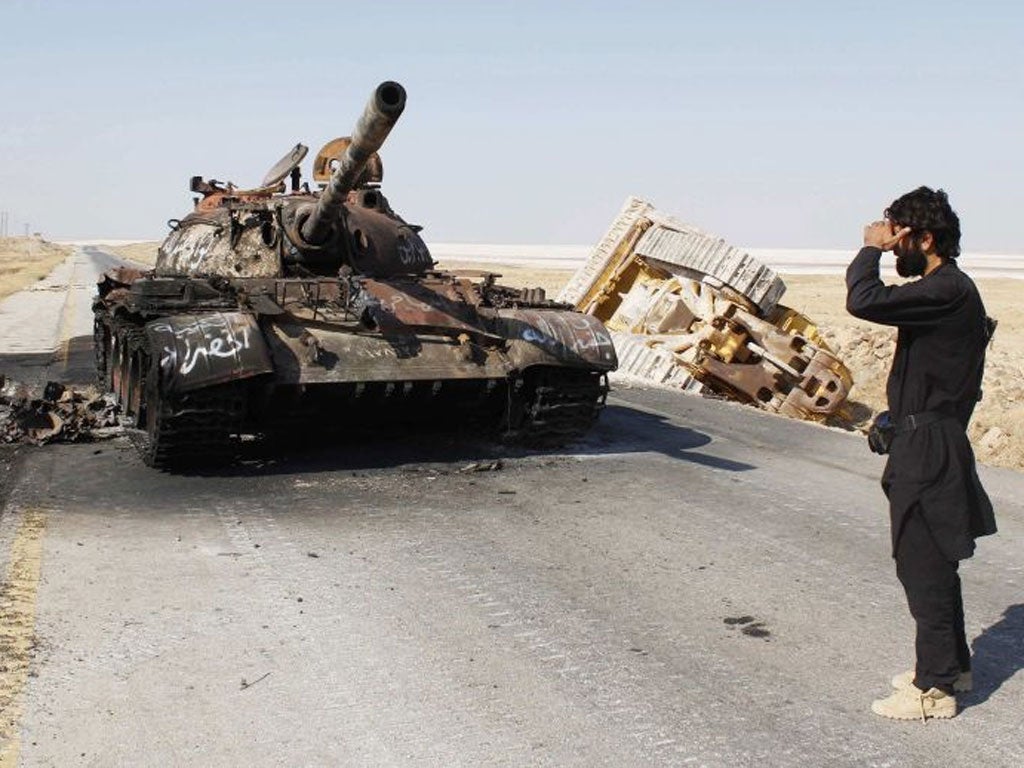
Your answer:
[396,236,430,267]
[153,318,252,377]
[518,313,614,359]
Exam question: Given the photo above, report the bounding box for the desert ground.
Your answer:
[0,236,73,300]
[782,275,1023,470]
[3,239,1021,470]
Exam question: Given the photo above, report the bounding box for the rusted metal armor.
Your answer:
[94,82,617,467]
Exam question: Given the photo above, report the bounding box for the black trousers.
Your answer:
[894,507,971,694]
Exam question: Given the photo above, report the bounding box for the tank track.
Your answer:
[505,368,609,447]
[133,382,247,469]
[558,196,785,315]
[632,226,784,315]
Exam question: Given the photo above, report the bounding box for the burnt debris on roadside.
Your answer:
[0,375,121,445]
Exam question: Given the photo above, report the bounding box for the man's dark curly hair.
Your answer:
[885,186,961,260]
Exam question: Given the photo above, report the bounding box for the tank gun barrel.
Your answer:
[300,81,406,245]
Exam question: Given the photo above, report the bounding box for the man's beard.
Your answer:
[895,243,928,277]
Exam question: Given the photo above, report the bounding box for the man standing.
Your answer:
[846,186,996,721]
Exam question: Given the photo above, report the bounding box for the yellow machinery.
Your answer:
[560,197,852,422]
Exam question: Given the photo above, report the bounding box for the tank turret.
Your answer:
[158,80,430,279]
[297,81,406,246]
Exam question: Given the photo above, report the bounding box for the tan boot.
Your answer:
[872,686,957,721]
[891,669,972,692]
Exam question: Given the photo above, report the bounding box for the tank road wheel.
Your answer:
[502,367,609,448]
[93,316,111,388]
[109,335,126,401]
[122,349,148,429]
[117,339,135,414]
[108,332,144,423]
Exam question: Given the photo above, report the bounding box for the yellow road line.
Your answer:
[0,508,48,768]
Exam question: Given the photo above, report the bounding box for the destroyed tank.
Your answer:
[94,81,617,467]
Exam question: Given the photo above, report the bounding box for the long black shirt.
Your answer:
[846,246,996,560]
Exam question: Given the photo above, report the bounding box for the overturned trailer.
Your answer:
[560,197,852,421]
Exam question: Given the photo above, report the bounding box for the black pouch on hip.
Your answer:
[867,411,896,455]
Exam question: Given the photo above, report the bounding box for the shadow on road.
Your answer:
[962,603,1024,709]
[580,404,755,472]
[1,339,754,476]
[0,335,96,387]
[176,400,756,478]
[0,350,63,386]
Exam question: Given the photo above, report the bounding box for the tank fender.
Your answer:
[145,312,273,395]
[495,308,618,372]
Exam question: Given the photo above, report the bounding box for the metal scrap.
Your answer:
[0,376,121,445]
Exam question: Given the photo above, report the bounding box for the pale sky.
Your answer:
[1,0,1021,252]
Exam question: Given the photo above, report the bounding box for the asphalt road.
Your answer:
[1,250,1022,767]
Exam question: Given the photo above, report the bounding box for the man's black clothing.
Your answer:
[847,245,996,694]
[846,246,996,561]
[896,506,971,693]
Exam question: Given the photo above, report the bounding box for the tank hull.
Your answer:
[94,272,617,467]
